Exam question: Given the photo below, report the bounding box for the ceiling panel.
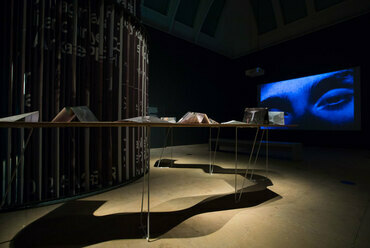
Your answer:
[143,0,171,16]
[250,0,277,34]
[175,0,201,27]
[314,0,345,11]
[141,0,370,58]
[280,0,308,24]
[201,0,226,37]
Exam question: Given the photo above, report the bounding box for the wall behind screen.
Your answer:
[232,13,370,147]
[146,27,233,148]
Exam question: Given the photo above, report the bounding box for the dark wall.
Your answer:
[147,13,370,148]
[146,26,234,147]
[231,13,370,147]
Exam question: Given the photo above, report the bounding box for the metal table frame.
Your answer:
[0,121,291,240]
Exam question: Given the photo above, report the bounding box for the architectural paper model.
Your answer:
[0,111,39,122]
[160,117,176,123]
[121,116,169,123]
[221,120,247,124]
[268,111,285,125]
[178,112,218,124]
[243,108,269,124]
[52,106,98,122]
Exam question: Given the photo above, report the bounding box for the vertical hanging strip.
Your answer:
[47,0,57,199]
[11,0,20,206]
[19,0,27,204]
[47,0,55,199]
[125,16,130,181]
[66,0,73,196]
[30,0,39,202]
[37,0,45,201]
[107,4,115,185]
[137,30,143,174]
[14,0,21,204]
[42,0,51,200]
[133,23,138,177]
[84,0,92,192]
[130,18,135,178]
[144,36,149,170]
[59,0,66,197]
[97,0,104,188]
[71,0,78,195]
[118,11,123,183]
[141,32,145,174]
[55,0,62,198]
[90,0,100,190]
[75,0,81,194]
[6,0,14,206]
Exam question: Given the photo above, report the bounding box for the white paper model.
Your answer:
[268,111,285,125]
[121,116,170,123]
[160,117,176,123]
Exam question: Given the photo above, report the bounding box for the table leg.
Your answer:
[209,127,212,174]
[157,127,171,167]
[234,127,238,202]
[147,127,151,241]
[212,127,220,174]
[266,128,269,177]
[250,128,265,180]
[238,127,259,202]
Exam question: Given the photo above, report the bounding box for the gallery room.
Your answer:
[1,0,370,247]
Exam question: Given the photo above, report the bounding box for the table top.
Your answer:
[0,121,296,129]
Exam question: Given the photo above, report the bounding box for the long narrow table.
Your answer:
[0,121,294,240]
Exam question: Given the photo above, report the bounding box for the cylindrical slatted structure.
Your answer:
[0,0,149,210]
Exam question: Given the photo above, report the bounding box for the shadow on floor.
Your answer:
[155,159,272,184]
[11,163,280,247]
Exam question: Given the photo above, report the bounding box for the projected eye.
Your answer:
[314,88,353,111]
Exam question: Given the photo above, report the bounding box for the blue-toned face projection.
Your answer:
[259,69,355,130]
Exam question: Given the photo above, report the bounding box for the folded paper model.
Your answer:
[160,117,176,123]
[178,112,218,124]
[0,111,39,122]
[268,111,285,125]
[119,116,169,123]
[52,106,98,122]
[243,108,269,124]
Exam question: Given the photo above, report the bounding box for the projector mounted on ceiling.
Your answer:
[245,67,265,77]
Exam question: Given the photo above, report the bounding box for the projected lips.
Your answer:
[259,68,359,130]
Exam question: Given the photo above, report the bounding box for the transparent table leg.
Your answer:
[234,127,238,202]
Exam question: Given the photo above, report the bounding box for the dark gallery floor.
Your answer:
[0,144,369,248]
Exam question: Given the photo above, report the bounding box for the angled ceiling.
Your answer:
[141,0,370,58]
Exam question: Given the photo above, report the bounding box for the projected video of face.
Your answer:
[259,69,357,130]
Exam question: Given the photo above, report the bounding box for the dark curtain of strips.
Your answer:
[0,0,149,210]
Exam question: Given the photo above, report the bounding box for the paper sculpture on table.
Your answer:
[268,111,285,125]
[177,112,219,124]
[160,117,176,123]
[119,116,169,123]
[221,120,247,124]
[0,111,39,122]
[52,106,98,122]
[243,108,269,124]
